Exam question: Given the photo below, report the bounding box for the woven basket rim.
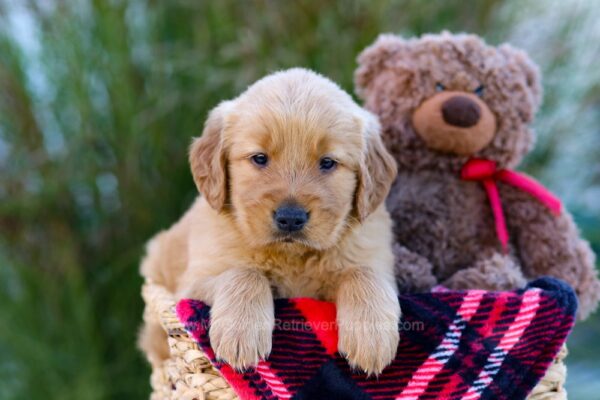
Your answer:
[142,279,568,400]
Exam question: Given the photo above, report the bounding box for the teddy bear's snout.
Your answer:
[412,90,497,156]
[441,96,481,128]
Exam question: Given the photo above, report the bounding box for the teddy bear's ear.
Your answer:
[354,34,409,99]
[499,44,543,115]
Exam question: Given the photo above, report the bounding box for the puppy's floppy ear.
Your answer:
[354,110,397,222]
[189,101,234,211]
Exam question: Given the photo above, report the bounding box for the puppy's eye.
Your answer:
[251,153,268,167]
[474,85,485,98]
[435,83,446,92]
[319,157,337,172]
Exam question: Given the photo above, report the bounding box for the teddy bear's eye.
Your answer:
[435,83,446,92]
[474,85,485,98]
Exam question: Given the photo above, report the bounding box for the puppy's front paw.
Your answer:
[209,310,274,371]
[337,306,400,375]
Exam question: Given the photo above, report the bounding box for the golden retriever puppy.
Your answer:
[139,68,399,375]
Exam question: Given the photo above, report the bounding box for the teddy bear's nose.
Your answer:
[441,95,481,128]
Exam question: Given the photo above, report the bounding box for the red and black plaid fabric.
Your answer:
[176,277,576,400]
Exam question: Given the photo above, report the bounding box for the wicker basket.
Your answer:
[141,280,568,400]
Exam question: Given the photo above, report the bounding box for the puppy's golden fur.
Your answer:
[139,68,399,374]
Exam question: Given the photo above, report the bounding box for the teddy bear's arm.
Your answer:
[443,251,527,292]
[392,243,438,293]
[503,184,600,320]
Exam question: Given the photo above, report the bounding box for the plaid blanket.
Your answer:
[176,277,576,400]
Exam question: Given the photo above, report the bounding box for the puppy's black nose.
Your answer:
[442,95,481,127]
[274,205,308,233]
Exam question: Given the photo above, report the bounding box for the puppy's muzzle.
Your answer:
[274,205,309,233]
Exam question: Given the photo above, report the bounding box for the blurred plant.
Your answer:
[0,0,597,399]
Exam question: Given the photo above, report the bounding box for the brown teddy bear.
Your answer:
[354,31,600,319]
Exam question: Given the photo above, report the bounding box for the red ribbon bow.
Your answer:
[461,158,562,251]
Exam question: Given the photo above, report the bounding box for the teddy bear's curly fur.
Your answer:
[355,31,600,319]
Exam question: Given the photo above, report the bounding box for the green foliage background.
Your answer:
[0,1,598,399]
